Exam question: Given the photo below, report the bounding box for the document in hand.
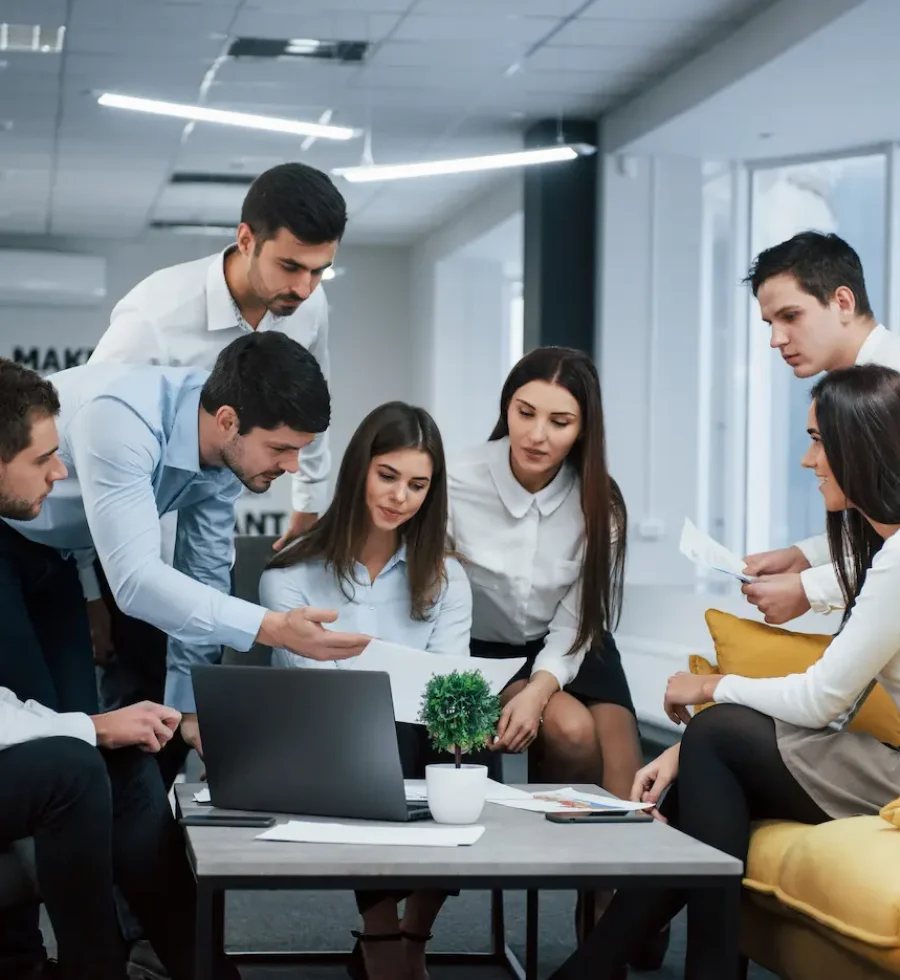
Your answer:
[340,640,525,725]
[491,787,653,814]
[256,821,485,846]
[679,518,754,583]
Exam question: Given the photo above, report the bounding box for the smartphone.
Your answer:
[545,809,653,824]
[180,814,276,829]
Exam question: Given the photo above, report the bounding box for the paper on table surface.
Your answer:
[193,787,211,803]
[338,639,525,725]
[491,787,653,814]
[679,518,754,584]
[256,820,485,846]
[404,779,531,802]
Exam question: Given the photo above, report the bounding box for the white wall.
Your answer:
[0,233,415,534]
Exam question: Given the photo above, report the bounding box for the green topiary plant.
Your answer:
[418,669,501,768]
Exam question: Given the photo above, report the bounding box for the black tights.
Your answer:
[550,704,831,980]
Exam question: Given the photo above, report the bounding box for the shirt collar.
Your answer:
[354,543,407,581]
[166,384,203,472]
[205,247,242,333]
[855,323,890,365]
[487,436,576,519]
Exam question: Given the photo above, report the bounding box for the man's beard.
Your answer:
[221,442,276,496]
[0,490,41,521]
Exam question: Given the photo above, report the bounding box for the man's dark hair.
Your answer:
[0,359,60,463]
[744,231,874,318]
[201,333,330,435]
[241,163,347,247]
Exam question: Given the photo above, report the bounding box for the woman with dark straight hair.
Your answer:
[448,346,644,945]
[553,363,900,980]
[261,401,472,980]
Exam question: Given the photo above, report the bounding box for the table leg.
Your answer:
[194,884,224,980]
[525,890,539,980]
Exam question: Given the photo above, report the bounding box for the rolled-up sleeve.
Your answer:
[0,688,96,751]
[67,399,265,712]
[290,299,331,514]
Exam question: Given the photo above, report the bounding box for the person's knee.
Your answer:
[681,703,764,761]
[33,737,110,812]
[540,703,597,758]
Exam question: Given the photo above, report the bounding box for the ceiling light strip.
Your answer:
[333,144,595,183]
[98,93,357,141]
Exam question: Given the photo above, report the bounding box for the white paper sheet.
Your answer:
[193,787,211,804]
[403,778,531,802]
[337,640,525,725]
[256,820,485,846]
[490,787,653,813]
[679,517,754,583]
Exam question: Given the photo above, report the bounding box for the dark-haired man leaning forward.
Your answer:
[0,334,369,977]
[88,162,348,758]
[741,231,900,623]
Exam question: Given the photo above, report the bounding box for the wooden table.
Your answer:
[176,783,742,979]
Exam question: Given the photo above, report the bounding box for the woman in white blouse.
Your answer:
[551,363,900,980]
[260,401,471,980]
[448,347,645,945]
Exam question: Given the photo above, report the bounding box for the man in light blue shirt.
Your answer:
[2,332,369,760]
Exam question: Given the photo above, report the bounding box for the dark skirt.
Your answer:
[469,632,635,715]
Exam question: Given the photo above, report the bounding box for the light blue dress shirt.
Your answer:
[3,363,266,712]
[259,544,473,666]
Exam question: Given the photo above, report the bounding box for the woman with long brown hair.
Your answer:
[553,363,900,979]
[448,347,644,944]
[260,401,471,980]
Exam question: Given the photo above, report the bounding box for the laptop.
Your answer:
[191,664,431,822]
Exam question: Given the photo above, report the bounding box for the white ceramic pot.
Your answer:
[425,763,488,824]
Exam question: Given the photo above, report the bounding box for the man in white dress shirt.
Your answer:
[741,232,900,623]
[0,359,235,980]
[90,162,346,543]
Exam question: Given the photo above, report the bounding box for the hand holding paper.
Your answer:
[679,518,755,583]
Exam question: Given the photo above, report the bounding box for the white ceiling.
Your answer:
[0,0,765,244]
[620,0,896,161]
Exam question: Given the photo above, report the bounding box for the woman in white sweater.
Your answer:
[551,363,900,979]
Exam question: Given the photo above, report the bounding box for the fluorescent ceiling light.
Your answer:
[333,144,595,183]
[98,93,357,141]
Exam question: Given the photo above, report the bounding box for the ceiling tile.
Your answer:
[392,14,560,44]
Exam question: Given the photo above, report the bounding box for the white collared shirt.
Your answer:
[89,247,331,513]
[0,688,96,752]
[447,437,597,691]
[796,324,900,612]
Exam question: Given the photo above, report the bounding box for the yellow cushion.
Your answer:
[698,609,900,746]
[746,817,900,947]
[882,798,900,828]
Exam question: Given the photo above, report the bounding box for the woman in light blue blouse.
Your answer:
[260,401,471,980]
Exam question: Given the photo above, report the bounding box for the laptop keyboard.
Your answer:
[406,802,432,822]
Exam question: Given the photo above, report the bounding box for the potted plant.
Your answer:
[418,669,500,824]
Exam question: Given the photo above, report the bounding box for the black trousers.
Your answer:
[549,705,831,980]
[0,737,200,980]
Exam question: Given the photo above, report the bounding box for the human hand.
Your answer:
[272,511,317,552]
[631,744,680,822]
[180,713,203,759]
[663,671,722,726]
[86,599,114,666]
[258,608,370,661]
[491,686,547,753]
[743,545,811,578]
[742,573,810,624]
[91,701,181,752]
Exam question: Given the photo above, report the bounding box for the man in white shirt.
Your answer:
[741,232,900,623]
[90,162,345,544]
[0,360,235,980]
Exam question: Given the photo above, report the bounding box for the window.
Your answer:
[746,154,887,552]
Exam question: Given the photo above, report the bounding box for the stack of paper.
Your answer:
[679,518,754,583]
[256,821,484,846]
[491,787,652,814]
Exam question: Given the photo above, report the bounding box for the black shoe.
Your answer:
[627,924,670,971]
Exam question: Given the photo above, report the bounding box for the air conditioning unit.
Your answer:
[0,250,107,306]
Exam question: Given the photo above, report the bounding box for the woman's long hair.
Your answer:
[489,347,627,652]
[268,401,450,620]
[811,364,900,620]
